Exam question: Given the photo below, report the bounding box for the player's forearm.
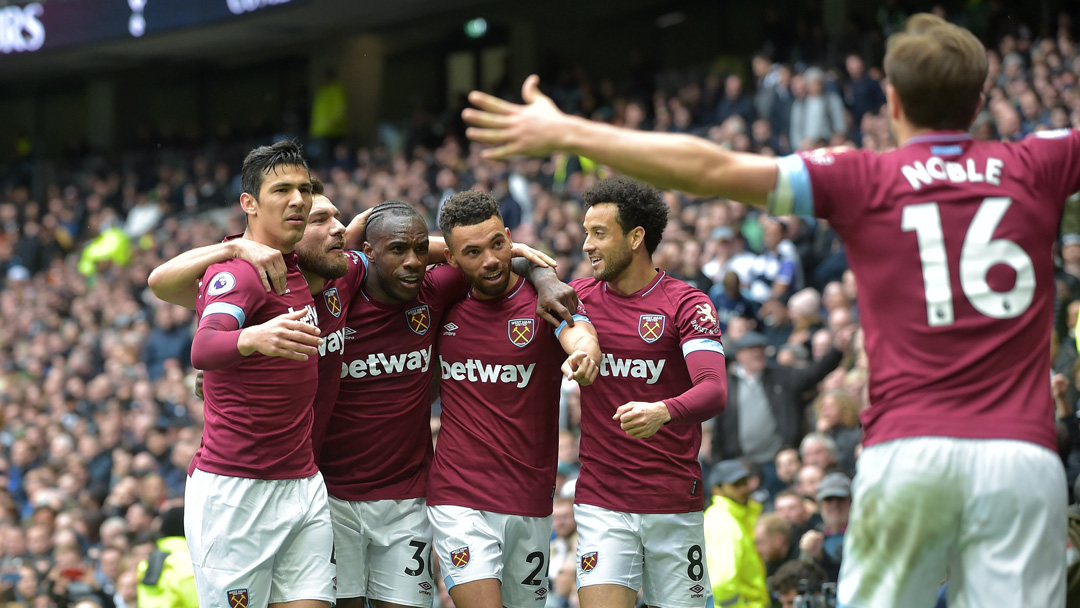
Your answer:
[149,242,237,309]
[428,236,448,265]
[663,350,727,424]
[560,323,600,364]
[559,115,773,205]
[190,326,245,370]
[513,257,556,283]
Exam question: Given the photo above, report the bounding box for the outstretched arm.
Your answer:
[463,75,779,206]
[149,240,286,309]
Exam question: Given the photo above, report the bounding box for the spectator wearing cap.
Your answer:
[711,331,845,494]
[703,460,769,608]
[799,473,851,582]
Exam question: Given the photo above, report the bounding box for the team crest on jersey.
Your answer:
[207,272,236,296]
[407,305,431,335]
[323,288,342,318]
[580,551,598,572]
[450,546,470,569]
[227,589,248,608]
[508,318,535,347]
[638,314,666,343]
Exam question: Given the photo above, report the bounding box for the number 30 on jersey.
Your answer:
[902,197,1035,327]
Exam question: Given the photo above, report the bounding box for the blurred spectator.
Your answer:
[767,560,827,608]
[789,68,847,151]
[799,473,852,582]
[703,460,768,608]
[136,506,197,608]
[811,390,862,476]
[753,512,792,578]
[712,331,844,494]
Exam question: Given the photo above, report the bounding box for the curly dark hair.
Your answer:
[582,175,668,255]
[241,139,309,199]
[768,560,826,594]
[367,200,424,240]
[438,189,503,244]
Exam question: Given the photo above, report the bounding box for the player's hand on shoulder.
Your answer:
[230,238,287,294]
[511,241,556,268]
[537,279,579,328]
[562,350,599,386]
[346,206,374,248]
[237,308,323,361]
[612,401,672,439]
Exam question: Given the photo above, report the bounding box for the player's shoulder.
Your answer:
[570,276,602,299]
[656,273,710,305]
[202,258,261,295]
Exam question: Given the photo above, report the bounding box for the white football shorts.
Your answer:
[428,505,553,608]
[574,504,713,608]
[185,468,336,607]
[328,496,435,607]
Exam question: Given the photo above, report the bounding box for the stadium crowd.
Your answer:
[1,4,1079,608]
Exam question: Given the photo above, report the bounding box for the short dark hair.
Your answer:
[367,200,424,241]
[311,176,325,197]
[241,139,309,199]
[582,176,668,255]
[438,190,502,241]
[768,560,826,594]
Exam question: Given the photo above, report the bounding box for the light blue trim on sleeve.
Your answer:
[555,314,591,338]
[352,250,369,270]
[682,338,724,358]
[201,302,246,328]
[770,154,815,217]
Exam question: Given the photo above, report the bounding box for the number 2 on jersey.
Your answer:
[901,197,1035,327]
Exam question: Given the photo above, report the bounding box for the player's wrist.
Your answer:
[236,328,256,356]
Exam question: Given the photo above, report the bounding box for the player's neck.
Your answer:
[471,271,521,300]
[242,227,295,254]
[605,260,657,296]
[304,271,326,295]
[363,273,402,307]
[893,119,964,147]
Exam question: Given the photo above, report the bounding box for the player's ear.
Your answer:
[504,227,513,247]
[444,248,457,267]
[629,226,646,252]
[239,192,258,217]
[362,241,374,259]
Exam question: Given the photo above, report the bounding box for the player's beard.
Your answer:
[594,242,633,282]
[471,263,512,298]
[297,245,348,280]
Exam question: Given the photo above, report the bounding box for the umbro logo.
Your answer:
[343,327,357,341]
[443,322,458,336]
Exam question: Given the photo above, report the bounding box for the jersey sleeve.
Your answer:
[340,251,369,297]
[1019,129,1080,214]
[423,264,472,310]
[196,261,266,330]
[663,287,727,424]
[775,148,875,228]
